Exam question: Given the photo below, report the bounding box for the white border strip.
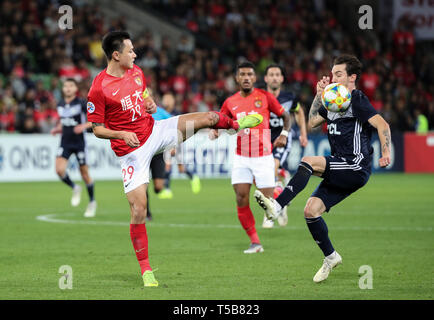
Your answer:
[36,213,433,232]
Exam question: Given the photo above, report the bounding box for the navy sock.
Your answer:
[305,216,335,256]
[184,169,193,179]
[86,183,95,201]
[276,161,313,208]
[61,174,75,189]
[146,189,151,218]
[164,171,171,189]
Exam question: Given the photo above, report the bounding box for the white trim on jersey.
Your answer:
[352,120,364,165]
[329,119,365,172]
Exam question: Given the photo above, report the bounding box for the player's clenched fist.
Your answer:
[121,131,140,148]
[144,97,157,114]
[379,156,391,168]
[273,135,287,148]
[316,76,330,96]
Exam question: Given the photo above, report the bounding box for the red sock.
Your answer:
[237,205,260,244]
[130,224,151,275]
[212,111,239,130]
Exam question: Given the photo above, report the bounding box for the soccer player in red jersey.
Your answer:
[86,31,262,287]
[210,61,291,253]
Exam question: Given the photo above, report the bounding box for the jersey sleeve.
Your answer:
[291,100,301,112]
[220,99,233,117]
[318,105,328,119]
[138,65,147,89]
[266,92,285,116]
[352,91,378,123]
[87,85,106,123]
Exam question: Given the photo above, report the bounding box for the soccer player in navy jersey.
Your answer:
[263,64,308,228]
[51,78,97,218]
[255,54,391,282]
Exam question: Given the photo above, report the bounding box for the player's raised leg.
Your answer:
[55,156,81,207]
[255,156,326,219]
[126,184,158,287]
[304,197,342,283]
[79,164,97,218]
[177,111,263,142]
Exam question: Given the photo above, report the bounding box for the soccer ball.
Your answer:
[321,83,352,112]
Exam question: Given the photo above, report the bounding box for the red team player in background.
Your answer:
[211,61,291,253]
[86,31,263,287]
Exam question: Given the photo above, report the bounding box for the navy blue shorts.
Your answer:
[57,145,87,166]
[150,153,166,179]
[311,155,370,212]
[272,138,292,163]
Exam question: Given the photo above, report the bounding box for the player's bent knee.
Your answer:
[300,156,315,166]
[130,201,147,223]
[56,168,65,177]
[303,198,325,218]
[236,194,249,207]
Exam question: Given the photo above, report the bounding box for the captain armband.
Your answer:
[142,88,150,99]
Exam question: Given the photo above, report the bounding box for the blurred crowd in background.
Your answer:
[0,0,433,134]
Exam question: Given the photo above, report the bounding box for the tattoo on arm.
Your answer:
[92,123,104,130]
[309,95,322,121]
[382,129,391,154]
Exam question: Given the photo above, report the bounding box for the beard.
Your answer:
[241,84,253,94]
[270,83,280,91]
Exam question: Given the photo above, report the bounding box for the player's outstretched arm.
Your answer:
[368,114,391,168]
[92,123,140,148]
[274,111,291,148]
[294,106,308,147]
[50,122,62,135]
[73,121,92,134]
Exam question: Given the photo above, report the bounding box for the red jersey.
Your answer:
[87,65,155,156]
[221,88,284,157]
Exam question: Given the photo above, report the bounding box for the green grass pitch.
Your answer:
[0,173,433,300]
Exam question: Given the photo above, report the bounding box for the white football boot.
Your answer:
[71,185,82,207]
[262,215,274,228]
[313,251,342,283]
[84,200,97,218]
[277,205,288,226]
[254,190,281,220]
[243,243,264,254]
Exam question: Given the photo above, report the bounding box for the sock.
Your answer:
[276,161,313,208]
[211,111,239,130]
[164,170,171,189]
[146,189,151,217]
[86,183,94,201]
[184,169,193,179]
[237,205,260,244]
[61,174,75,189]
[305,216,335,257]
[130,224,151,275]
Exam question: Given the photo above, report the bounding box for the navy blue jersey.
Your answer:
[269,91,300,142]
[318,89,378,172]
[57,97,87,148]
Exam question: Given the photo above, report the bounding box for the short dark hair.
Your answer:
[236,61,256,73]
[102,31,131,60]
[333,54,362,82]
[265,64,285,77]
[64,78,78,86]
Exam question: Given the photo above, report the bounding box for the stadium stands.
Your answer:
[0,0,433,134]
